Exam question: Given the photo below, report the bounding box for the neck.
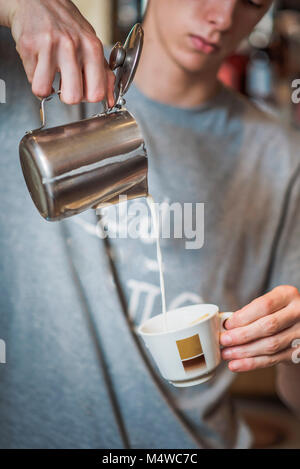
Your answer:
[134,12,221,108]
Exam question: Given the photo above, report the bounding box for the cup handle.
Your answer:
[219,312,234,333]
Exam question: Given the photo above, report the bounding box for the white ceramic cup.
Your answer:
[138,304,233,387]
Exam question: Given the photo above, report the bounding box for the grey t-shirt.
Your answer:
[0,28,299,448]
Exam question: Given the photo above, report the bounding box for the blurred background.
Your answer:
[73,0,300,449]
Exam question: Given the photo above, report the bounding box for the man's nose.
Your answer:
[204,0,237,32]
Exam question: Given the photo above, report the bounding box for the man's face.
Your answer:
[150,0,273,73]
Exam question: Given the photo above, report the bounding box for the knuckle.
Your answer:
[18,35,34,53]
[236,347,249,358]
[288,285,299,297]
[61,33,75,53]
[269,354,279,367]
[261,296,274,314]
[86,36,103,57]
[43,31,55,47]
[266,337,280,355]
[264,316,279,336]
[239,329,250,343]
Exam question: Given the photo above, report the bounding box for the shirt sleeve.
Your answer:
[266,166,300,291]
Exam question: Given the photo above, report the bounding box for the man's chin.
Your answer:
[173,49,221,75]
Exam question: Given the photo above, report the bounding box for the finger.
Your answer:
[105,59,116,108]
[222,323,300,360]
[58,39,83,104]
[226,286,295,330]
[82,36,107,103]
[21,55,38,84]
[227,348,294,372]
[220,303,298,347]
[16,35,38,84]
[83,61,106,103]
[32,48,56,98]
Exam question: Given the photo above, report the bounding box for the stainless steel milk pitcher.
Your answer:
[19,24,148,222]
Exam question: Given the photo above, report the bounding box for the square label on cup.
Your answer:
[176,334,207,375]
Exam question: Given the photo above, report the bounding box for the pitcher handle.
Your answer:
[26,89,61,134]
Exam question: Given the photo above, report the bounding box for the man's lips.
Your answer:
[189,35,220,54]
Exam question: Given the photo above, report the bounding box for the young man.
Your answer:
[0,0,299,449]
